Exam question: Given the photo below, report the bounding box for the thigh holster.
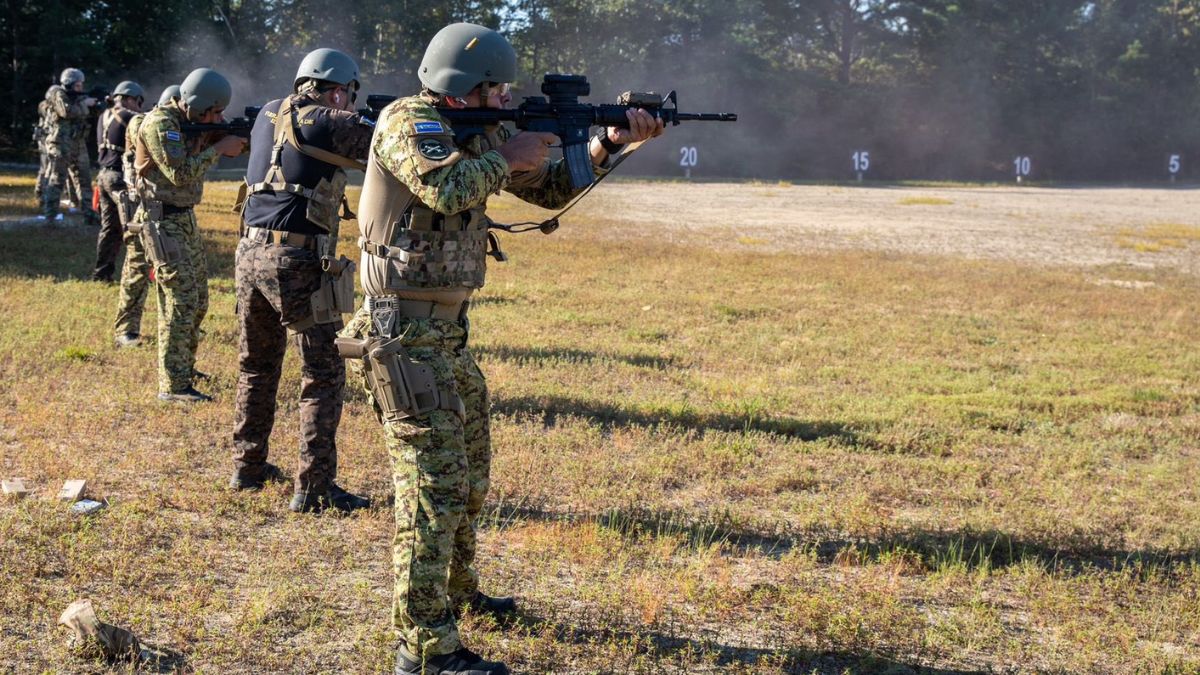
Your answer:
[336,336,465,423]
[139,201,180,267]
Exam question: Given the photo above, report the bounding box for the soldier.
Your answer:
[133,69,246,402]
[41,68,100,224]
[340,23,664,675]
[90,81,144,282]
[229,48,373,513]
[114,85,181,348]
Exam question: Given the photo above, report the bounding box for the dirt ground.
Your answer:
[542,182,1200,275]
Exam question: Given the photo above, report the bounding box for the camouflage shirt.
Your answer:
[44,85,91,146]
[373,92,608,215]
[135,101,222,208]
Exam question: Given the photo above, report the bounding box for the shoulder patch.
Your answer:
[165,130,182,142]
[413,121,445,135]
[359,117,376,128]
[417,138,451,160]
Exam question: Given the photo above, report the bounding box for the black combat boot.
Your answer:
[229,462,285,490]
[394,646,508,675]
[456,592,517,621]
[289,483,371,514]
[114,333,141,348]
[158,386,213,403]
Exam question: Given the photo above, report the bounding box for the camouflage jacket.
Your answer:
[134,101,221,208]
[44,84,91,147]
[374,91,608,214]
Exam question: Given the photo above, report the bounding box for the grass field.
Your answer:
[0,172,1198,674]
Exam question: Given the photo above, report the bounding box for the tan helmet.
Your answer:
[59,68,85,87]
[418,23,517,97]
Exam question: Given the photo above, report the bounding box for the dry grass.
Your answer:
[898,196,955,206]
[1,172,1199,673]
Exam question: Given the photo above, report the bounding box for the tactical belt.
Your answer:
[367,296,468,322]
[242,226,321,251]
[162,204,190,217]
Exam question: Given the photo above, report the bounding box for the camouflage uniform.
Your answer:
[41,85,95,221]
[133,101,222,395]
[34,95,51,202]
[232,90,372,497]
[344,92,605,658]
[113,113,151,338]
[91,106,136,281]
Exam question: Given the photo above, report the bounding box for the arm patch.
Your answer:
[413,121,444,134]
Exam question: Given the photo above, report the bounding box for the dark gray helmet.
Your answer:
[60,68,85,87]
[157,85,181,107]
[418,23,517,97]
[180,68,232,112]
[294,48,360,91]
[112,80,144,99]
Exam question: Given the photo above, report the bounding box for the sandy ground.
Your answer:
[554,182,1200,275]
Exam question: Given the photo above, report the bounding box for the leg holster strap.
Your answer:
[365,296,468,322]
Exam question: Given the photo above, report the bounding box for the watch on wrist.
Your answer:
[596,131,624,155]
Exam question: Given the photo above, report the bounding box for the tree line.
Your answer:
[4,0,1200,181]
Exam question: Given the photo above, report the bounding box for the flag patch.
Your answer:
[413,121,444,135]
[165,130,182,142]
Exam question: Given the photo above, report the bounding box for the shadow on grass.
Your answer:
[492,394,852,441]
[506,608,984,675]
[475,344,679,370]
[484,502,1200,577]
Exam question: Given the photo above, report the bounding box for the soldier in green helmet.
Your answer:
[113,84,181,348]
[133,68,247,402]
[40,68,100,224]
[340,22,664,675]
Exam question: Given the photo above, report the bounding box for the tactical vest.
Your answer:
[97,107,132,171]
[44,85,81,146]
[357,103,496,297]
[239,96,364,236]
[133,103,204,208]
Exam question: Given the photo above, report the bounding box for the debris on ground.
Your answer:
[57,479,87,503]
[58,599,140,662]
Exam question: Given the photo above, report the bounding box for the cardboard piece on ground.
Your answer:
[2,479,27,500]
[58,480,87,503]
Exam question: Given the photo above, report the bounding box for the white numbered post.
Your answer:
[679,146,698,179]
[852,150,870,182]
[1014,156,1032,183]
[1168,154,1181,183]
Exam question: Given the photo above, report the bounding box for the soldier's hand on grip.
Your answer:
[82,97,97,108]
[608,108,665,145]
[215,135,248,157]
[497,131,558,173]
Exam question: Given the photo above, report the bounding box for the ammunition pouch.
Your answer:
[115,189,138,227]
[232,179,249,216]
[309,255,357,326]
[139,201,180,267]
[306,171,347,232]
[335,336,465,423]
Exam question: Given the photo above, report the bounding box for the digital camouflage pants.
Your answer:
[149,210,208,394]
[341,306,490,658]
[92,168,124,281]
[232,237,345,495]
[113,219,150,338]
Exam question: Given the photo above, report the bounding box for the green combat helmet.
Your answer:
[418,23,516,97]
[60,68,85,87]
[179,68,232,117]
[294,48,360,91]
[157,85,181,107]
[112,80,145,101]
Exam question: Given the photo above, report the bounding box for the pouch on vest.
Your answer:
[306,171,347,232]
[232,180,249,215]
[115,190,138,227]
[310,255,356,325]
[358,338,464,423]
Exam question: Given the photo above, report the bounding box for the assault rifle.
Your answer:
[361,74,737,189]
[67,86,111,111]
[179,105,262,139]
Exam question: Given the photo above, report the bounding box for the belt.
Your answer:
[162,204,191,216]
[367,296,468,322]
[242,226,321,251]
